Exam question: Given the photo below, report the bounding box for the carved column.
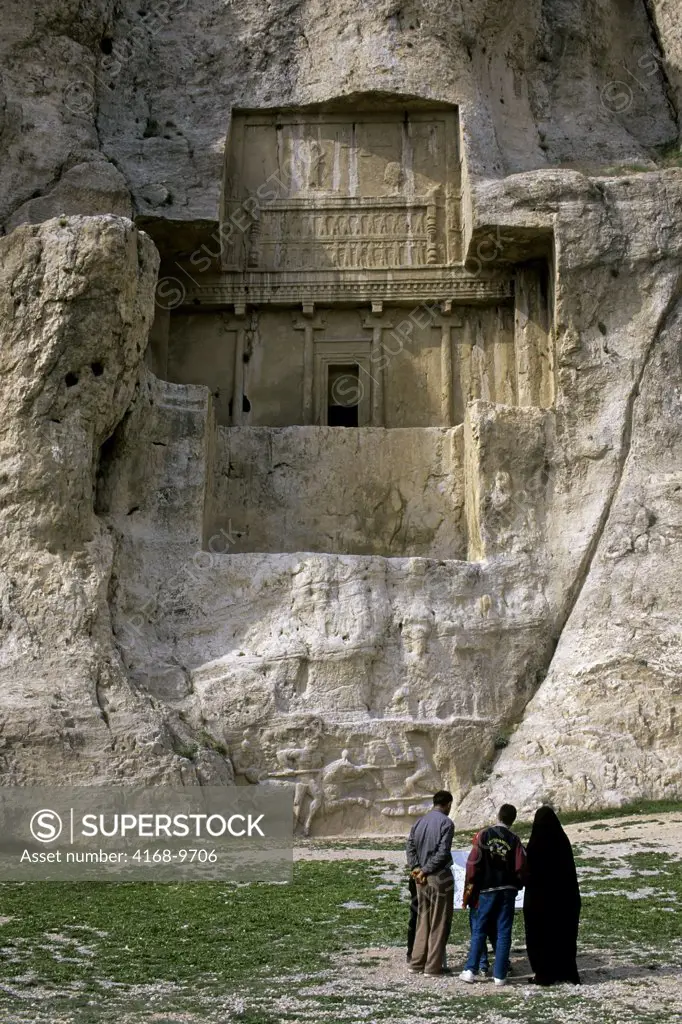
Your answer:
[302,324,314,423]
[370,323,384,426]
[430,306,463,427]
[362,307,394,427]
[514,264,551,407]
[440,320,454,426]
[247,214,262,268]
[231,314,247,426]
[426,200,439,265]
[293,312,327,424]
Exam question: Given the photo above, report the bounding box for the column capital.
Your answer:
[361,314,395,330]
[292,313,327,331]
[428,314,464,329]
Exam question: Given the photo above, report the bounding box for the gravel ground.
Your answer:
[283,812,682,1023]
[1,812,680,1024]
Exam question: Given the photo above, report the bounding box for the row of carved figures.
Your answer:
[257,208,432,239]
[245,238,439,270]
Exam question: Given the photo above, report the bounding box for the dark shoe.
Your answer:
[439,967,454,976]
[424,970,442,976]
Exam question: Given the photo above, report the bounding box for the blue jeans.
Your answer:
[469,907,496,972]
[465,890,516,980]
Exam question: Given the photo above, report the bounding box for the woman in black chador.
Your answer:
[523,805,581,985]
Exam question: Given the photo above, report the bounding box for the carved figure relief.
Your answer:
[307,139,328,190]
[383,161,404,194]
[223,109,460,272]
[237,716,445,834]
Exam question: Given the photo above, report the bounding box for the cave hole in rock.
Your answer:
[91,362,104,377]
[64,372,79,387]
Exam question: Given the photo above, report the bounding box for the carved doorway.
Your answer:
[314,340,372,425]
[327,365,360,426]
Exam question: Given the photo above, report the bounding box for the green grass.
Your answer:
[599,163,656,176]
[549,799,682,825]
[579,852,682,952]
[655,141,682,168]
[0,862,404,991]
[597,144,682,176]
[0,804,679,1022]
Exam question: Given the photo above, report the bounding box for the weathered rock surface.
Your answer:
[0,1,126,230]
[208,426,467,558]
[459,282,682,822]
[1,0,682,830]
[95,0,678,222]
[2,0,679,233]
[651,0,682,130]
[93,166,682,829]
[0,216,229,784]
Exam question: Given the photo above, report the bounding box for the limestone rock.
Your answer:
[209,426,467,558]
[0,216,214,782]
[1,0,682,833]
[458,283,682,823]
[91,0,679,224]
[651,0,682,131]
[0,1,119,230]
[6,161,132,233]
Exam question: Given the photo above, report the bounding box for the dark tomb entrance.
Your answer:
[327,364,360,426]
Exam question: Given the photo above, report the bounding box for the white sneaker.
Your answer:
[459,970,476,983]
[493,977,507,986]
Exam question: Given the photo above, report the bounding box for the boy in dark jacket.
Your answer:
[459,804,527,986]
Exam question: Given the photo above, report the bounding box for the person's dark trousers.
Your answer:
[407,876,418,959]
[469,906,497,973]
[465,890,516,980]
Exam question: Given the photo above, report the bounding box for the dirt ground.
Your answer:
[287,812,682,1023]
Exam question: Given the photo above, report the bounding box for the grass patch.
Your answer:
[655,142,682,168]
[0,862,407,1004]
[0,807,680,1022]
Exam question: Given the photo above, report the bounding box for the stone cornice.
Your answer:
[181,268,514,309]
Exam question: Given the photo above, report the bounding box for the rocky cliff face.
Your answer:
[1,0,681,829]
[2,0,680,233]
[459,168,682,820]
[0,217,230,784]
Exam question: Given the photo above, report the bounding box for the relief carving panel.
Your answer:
[223,109,460,271]
[229,716,442,835]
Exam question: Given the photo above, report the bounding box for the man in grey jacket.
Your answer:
[405,790,455,976]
